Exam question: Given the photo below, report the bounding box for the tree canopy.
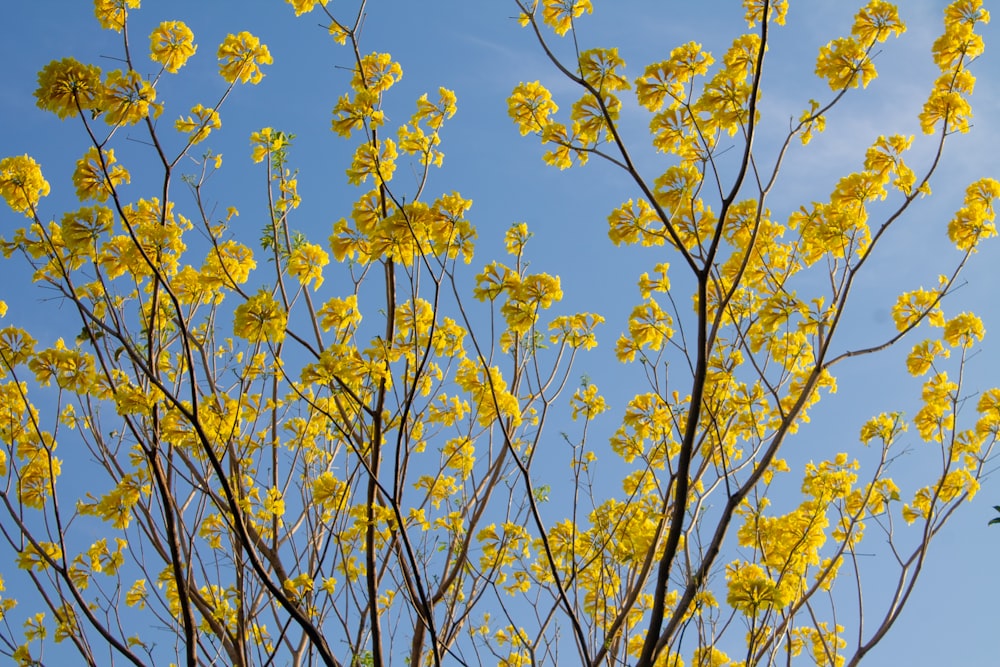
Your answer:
[0,1,997,666]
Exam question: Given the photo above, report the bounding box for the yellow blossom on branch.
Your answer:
[72,147,130,203]
[815,37,878,90]
[508,81,558,136]
[94,0,140,32]
[101,69,161,125]
[34,58,104,119]
[175,104,221,145]
[352,52,402,94]
[285,0,328,16]
[233,290,287,343]
[288,243,329,290]
[540,0,592,36]
[0,155,50,215]
[150,21,197,73]
[218,32,272,84]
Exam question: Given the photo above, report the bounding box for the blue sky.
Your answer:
[1,1,999,664]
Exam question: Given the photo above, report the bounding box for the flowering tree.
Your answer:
[0,0,996,666]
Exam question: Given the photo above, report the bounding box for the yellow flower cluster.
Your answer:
[329,52,405,140]
[508,81,558,137]
[0,155,50,215]
[284,0,328,16]
[175,104,221,145]
[534,0,593,36]
[106,69,163,125]
[726,561,788,614]
[921,0,989,133]
[331,192,475,266]
[287,242,329,290]
[98,197,189,280]
[73,147,130,202]
[217,31,272,85]
[549,312,603,350]
[615,298,674,362]
[815,1,904,90]
[474,227,565,340]
[947,178,1000,251]
[742,0,787,28]
[346,139,397,186]
[150,21,197,73]
[396,88,457,167]
[570,383,608,421]
[196,239,256,295]
[508,47,631,168]
[93,0,140,32]
[455,359,522,427]
[35,58,103,119]
[33,19,199,126]
[233,290,287,344]
[637,42,713,114]
[793,623,847,667]
[891,287,945,332]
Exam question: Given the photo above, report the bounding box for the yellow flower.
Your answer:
[636,43,713,113]
[175,104,221,145]
[201,240,256,290]
[249,127,292,163]
[331,92,384,137]
[263,487,285,518]
[934,10,987,70]
[815,37,877,90]
[346,139,397,186]
[218,32,272,85]
[275,176,300,211]
[93,0,140,32]
[725,561,782,615]
[947,178,999,249]
[286,0,328,15]
[312,473,349,514]
[287,242,329,290]
[943,312,985,348]
[570,383,608,420]
[328,21,349,45]
[891,288,944,331]
[905,340,948,376]
[549,313,603,350]
[541,0,592,36]
[500,272,563,335]
[126,580,147,609]
[742,0,787,27]
[234,290,287,343]
[578,48,630,92]
[250,127,274,163]
[0,155,50,215]
[693,647,731,667]
[414,87,457,130]
[397,123,440,165]
[61,206,114,253]
[851,1,906,44]
[101,69,161,125]
[35,58,104,119]
[150,21,197,73]
[508,81,558,136]
[352,53,402,94]
[920,88,972,134]
[945,0,990,27]
[73,147,130,203]
[18,542,62,571]
[317,295,361,334]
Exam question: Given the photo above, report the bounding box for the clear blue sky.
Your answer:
[1,1,998,664]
